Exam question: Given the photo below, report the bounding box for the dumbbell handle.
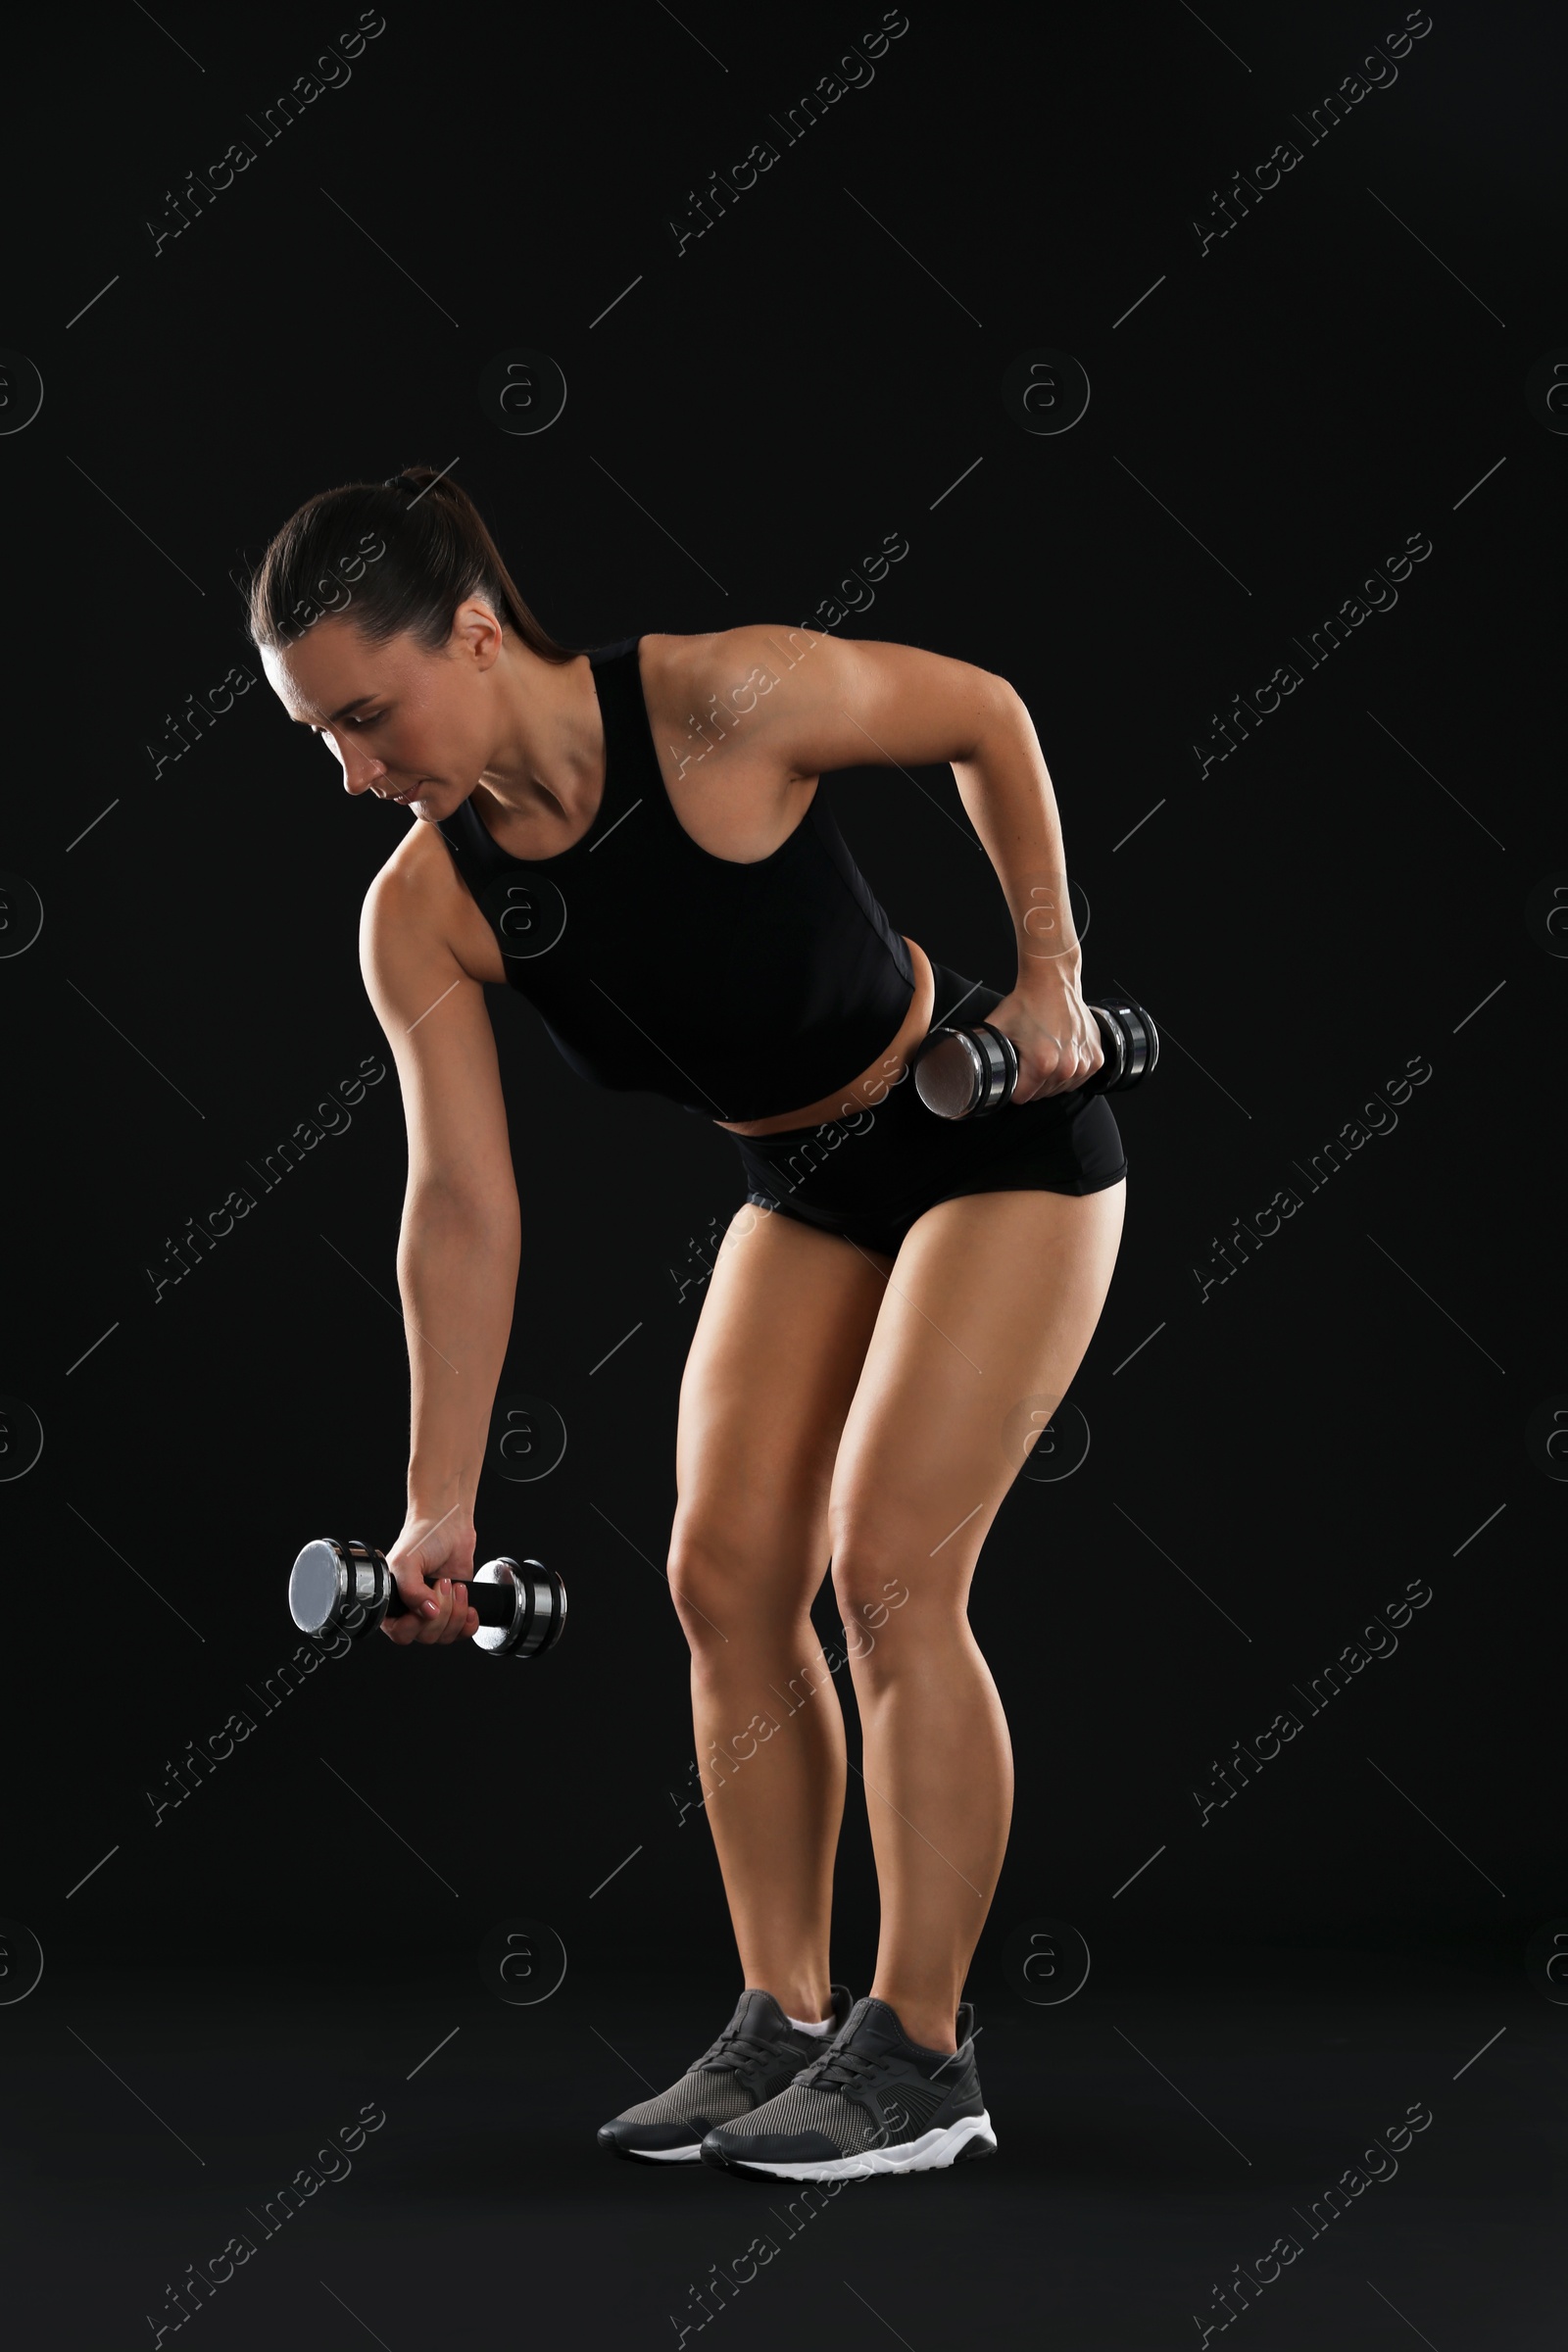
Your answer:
[381,1575,514,1629]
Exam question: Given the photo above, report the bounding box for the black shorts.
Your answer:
[730,960,1129,1259]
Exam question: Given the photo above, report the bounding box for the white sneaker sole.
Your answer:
[620,2140,703,2163]
[710,2110,998,2180]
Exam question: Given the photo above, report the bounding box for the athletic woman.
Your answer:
[250,466,1128,2182]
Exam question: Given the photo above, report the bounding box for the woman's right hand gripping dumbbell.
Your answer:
[383,1506,482,1645]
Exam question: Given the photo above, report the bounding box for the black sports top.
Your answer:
[433,636,916,1124]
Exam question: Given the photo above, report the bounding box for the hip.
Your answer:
[728,959,1127,1222]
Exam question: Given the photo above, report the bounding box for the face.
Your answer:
[262,603,501,818]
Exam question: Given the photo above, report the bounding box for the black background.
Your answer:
[1,4,1562,2346]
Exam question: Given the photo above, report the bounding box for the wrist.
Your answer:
[406,1471,475,1527]
[1012,953,1082,996]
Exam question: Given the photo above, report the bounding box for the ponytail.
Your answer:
[244,465,581,662]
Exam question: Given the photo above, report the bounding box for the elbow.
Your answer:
[956,674,1028,765]
[407,1171,520,1234]
[985,674,1028,726]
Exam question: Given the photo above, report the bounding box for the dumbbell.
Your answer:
[288,1536,566,1659]
[912,994,1159,1119]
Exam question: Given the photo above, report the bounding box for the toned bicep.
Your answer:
[359,869,518,1218]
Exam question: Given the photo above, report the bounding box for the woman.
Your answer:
[250,465,1128,2182]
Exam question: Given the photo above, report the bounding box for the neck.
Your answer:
[472,639,600,829]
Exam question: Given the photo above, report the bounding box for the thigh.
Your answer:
[670,1200,894,1614]
[827,1182,1127,1603]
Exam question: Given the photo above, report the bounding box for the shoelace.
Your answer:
[692,2028,781,2080]
[797,2042,883,2095]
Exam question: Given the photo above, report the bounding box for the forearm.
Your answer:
[951,689,1082,996]
[399,1182,521,1518]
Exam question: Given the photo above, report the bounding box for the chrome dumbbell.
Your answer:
[911,995,1159,1118]
[288,1536,565,1659]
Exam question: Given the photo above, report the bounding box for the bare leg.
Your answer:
[827,1182,1127,2052]
[667,1202,892,2023]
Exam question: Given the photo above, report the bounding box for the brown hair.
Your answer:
[244,465,582,662]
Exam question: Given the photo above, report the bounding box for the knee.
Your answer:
[828,1539,933,1670]
[666,1536,736,1651]
[666,1527,815,1654]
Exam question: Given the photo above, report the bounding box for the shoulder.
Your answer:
[361,813,455,919]
[642,623,834,707]
[640,625,1011,781]
[639,624,846,782]
[359,814,486,975]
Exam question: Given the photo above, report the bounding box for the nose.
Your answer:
[339,743,389,797]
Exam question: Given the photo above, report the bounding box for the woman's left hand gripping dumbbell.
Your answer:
[983,966,1106,1102]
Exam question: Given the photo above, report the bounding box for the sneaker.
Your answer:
[597,1983,855,2164]
[699,1994,997,2180]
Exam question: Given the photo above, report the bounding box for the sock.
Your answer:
[785,2010,833,2036]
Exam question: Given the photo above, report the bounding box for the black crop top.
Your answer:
[433,635,916,1123]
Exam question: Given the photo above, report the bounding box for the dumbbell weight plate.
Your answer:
[289,1537,392,1640]
[472,1555,568,1658]
[1092,999,1160,1090]
[912,1022,1018,1118]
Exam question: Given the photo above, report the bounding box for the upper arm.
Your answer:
[359,857,518,1221]
[697,624,1018,782]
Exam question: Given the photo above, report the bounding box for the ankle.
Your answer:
[870,1986,957,2056]
[760,1981,832,2026]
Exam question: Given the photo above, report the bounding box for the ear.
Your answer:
[450,596,505,667]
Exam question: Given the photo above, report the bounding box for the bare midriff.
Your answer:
[712,936,937,1136]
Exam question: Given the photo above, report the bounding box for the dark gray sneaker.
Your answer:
[699,1993,996,2180]
[597,1984,855,2164]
